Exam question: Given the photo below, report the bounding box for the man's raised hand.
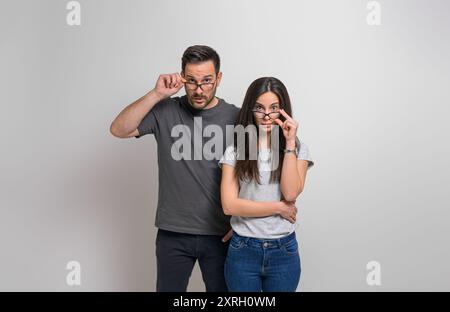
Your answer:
[154,73,186,99]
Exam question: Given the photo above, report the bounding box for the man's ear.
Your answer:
[216,71,222,87]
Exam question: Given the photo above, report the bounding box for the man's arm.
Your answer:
[109,73,185,138]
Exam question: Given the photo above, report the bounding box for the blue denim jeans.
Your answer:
[224,231,301,292]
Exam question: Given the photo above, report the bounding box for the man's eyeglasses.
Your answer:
[184,78,218,91]
[252,110,281,119]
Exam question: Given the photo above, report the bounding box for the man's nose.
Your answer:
[195,86,204,94]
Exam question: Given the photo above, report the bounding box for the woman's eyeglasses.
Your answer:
[252,110,281,119]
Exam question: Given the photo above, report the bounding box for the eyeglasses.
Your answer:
[184,78,218,91]
[252,110,281,119]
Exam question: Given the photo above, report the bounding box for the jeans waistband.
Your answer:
[233,231,296,248]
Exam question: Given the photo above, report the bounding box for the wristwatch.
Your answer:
[283,148,298,156]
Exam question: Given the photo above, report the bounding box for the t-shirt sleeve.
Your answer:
[134,98,170,138]
[218,145,237,168]
[296,141,314,170]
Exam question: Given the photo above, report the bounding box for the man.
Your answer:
[110,45,239,291]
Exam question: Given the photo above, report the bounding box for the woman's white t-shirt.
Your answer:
[218,141,314,239]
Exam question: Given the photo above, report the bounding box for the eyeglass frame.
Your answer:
[252,110,281,120]
[183,75,219,91]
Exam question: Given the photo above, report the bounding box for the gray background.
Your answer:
[1,0,449,291]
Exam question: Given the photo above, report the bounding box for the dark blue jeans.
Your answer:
[224,231,301,292]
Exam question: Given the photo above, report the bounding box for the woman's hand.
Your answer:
[277,200,298,224]
[274,109,299,147]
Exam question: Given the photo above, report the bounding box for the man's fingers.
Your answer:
[164,75,170,88]
[175,74,182,86]
[222,229,233,242]
[171,74,178,88]
[175,74,184,88]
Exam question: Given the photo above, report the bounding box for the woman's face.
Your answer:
[252,91,281,133]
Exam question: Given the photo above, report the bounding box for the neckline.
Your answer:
[182,96,223,115]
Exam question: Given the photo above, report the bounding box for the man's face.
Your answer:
[182,60,222,110]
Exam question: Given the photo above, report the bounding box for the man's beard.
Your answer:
[188,89,217,109]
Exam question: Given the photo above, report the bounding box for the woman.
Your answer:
[219,77,314,292]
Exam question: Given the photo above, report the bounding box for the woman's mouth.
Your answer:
[261,123,273,129]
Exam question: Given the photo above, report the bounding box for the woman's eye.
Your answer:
[203,79,211,83]
[271,107,279,111]
[255,106,264,111]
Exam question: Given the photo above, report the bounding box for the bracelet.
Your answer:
[284,148,298,156]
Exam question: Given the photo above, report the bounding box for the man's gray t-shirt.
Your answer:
[135,95,239,235]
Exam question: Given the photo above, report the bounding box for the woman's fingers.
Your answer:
[275,119,292,133]
[279,109,293,121]
[274,118,284,127]
[286,120,297,130]
[280,109,299,132]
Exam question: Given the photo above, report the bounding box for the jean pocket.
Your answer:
[229,236,245,250]
[282,238,298,255]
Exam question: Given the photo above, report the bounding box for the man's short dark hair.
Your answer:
[182,45,221,74]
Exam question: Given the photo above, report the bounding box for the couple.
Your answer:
[110,45,314,292]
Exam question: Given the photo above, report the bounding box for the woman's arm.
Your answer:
[275,109,309,202]
[280,156,309,202]
[220,164,297,223]
[279,140,307,202]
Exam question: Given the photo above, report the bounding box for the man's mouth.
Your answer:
[193,98,205,104]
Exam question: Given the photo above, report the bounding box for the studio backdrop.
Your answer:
[1,0,449,291]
